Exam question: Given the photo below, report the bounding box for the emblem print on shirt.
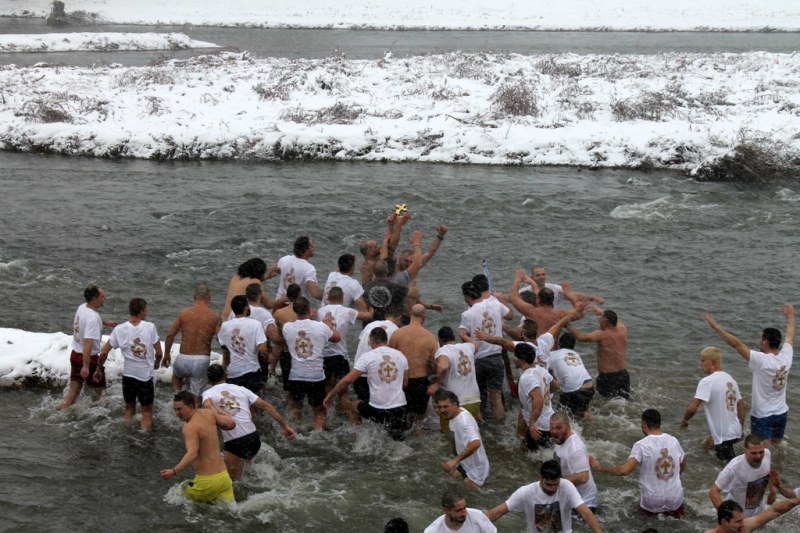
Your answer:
[726,382,736,411]
[481,312,496,335]
[379,354,398,383]
[773,365,787,391]
[295,331,313,359]
[542,376,552,407]
[230,328,245,355]
[284,267,296,289]
[218,390,241,414]
[457,351,471,376]
[655,448,676,480]
[131,337,146,359]
[73,320,80,336]
[367,285,392,308]
[565,352,581,366]
[323,281,337,302]
[325,312,338,332]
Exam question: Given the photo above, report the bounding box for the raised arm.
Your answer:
[508,269,537,317]
[419,224,447,268]
[704,313,751,361]
[784,304,795,346]
[405,230,424,280]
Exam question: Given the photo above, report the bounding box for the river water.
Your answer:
[1,151,799,531]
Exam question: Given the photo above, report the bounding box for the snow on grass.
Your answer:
[3,0,799,31]
[0,51,797,175]
[0,32,219,53]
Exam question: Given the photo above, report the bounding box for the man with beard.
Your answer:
[424,491,496,533]
[550,412,598,512]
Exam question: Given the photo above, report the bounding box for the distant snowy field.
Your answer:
[0,32,218,52]
[2,0,799,31]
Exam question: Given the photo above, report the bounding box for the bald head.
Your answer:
[411,304,426,320]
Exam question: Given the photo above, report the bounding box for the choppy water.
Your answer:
[1,151,799,531]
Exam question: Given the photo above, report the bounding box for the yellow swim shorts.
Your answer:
[182,470,235,503]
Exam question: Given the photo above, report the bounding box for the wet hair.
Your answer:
[461,281,481,300]
[471,274,489,292]
[441,490,465,509]
[700,346,722,363]
[338,253,355,273]
[538,287,555,306]
[602,310,618,326]
[641,408,661,429]
[438,326,456,342]
[762,327,782,350]
[286,283,301,301]
[520,291,537,305]
[369,327,388,344]
[293,236,312,257]
[327,286,344,303]
[384,518,409,533]
[373,259,389,278]
[514,342,536,365]
[237,257,267,279]
[174,390,196,406]
[540,459,562,481]
[558,331,577,349]
[717,500,743,524]
[83,285,101,303]
[550,411,570,427]
[744,434,763,449]
[292,297,310,317]
[245,283,262,303]
[433,389,459,405]
[194,283,211,299]
[207,363,225,384]
[128,298,146,316]
[231,295,248,315]
[386,305,404,318]
[358,241,372,257]
[521,319,538,340]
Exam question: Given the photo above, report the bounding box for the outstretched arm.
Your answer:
[474,329,515,352]
[419,224,447,268]
[405,230,424,280]
[590,455,639,476]
[745,496,800,530]
[704,313,751,361]
[784,304,795,346]
[254,398,296,440]
[508,269,537,317]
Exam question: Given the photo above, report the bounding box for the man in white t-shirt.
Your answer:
[590,408,687,517]
[550,412,598,511]
[434,390,490,490]
[520,265,604,308]
[705,498,800,533]
[705,305,794,446]
[61,284,118,409]
[353,307,401,403]
[424,490,496,533]
[218,295,268,395]
[680,346,745,462]
[202,364,295,480]
[324,327,408,440]
[96,298,162,430]
[321,253,368,309]
[486,459,601,533]
[282,297,340,431]
[229,283,282,378]
[274,235,323,300]
[549,332,595,419]
[709,434,775,518]
[514,343,558,452]
[428,326,481,433]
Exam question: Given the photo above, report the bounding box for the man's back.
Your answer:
[596,322,628,373]
[389,323,437,378]
[185,408,227,475]
[176,305,219,355]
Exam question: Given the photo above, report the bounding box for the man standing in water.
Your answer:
[160,390,237,503]
[274,236,324,300]
[568,306,630,400]
[163,283,222,396]
[61,285,117,409]
[424,490,497,533]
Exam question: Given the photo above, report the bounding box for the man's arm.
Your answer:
[153,341,163,370]
[508,269,537,317]
[737,398,746,433]
[589,455,639,476]
[474,329,515,352]
[419,224,447,268]
[560,280,604,306]
[306,281,324,300]
[563,470,589,487]
[443,438,482,474]
[680,398,703,430]
[323,368,363,407]
[528,389,543,440]
[80,337,95,379]
[709,483,724,508]
[546,304,586,339]
[485,503,509,522]
[575,503,603,533]
[744,497,800,530]
[427,354,450,396]
[704,312,751,361]
[162,315,181,367]
[160,425,199,480]
[254,398,296,440]
[784,303,795,346]
[93,340,113,382]
[404,230,423,280]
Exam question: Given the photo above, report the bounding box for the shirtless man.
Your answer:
[221,257,281,319]
[508,269,572,335]
[568,306,630,400]
[163,283,222,396]
[522,265,604,307]
[705,498,800,533]
[358,239,380,284]
[389,303,439,428]
[160,390,237,504]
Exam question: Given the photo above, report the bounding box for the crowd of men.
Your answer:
[61,209,798,532]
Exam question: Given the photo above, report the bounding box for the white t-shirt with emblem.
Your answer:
[748,344,792,418]
[423,508,496,533]
[108,320,160,381]
[321,271,364,307]
[450,408,490,486]
[282,318,333,382]
[355,320,399,364]
[218,317,266,378]
[317,304,358,358]
[275,254,318,299]
[629,433,685,513]
[459,299,510,359]
[714,448,771,518]
[228,305,276,337]
[694,370,743,445]
[436,342,480,406]
[354,346,407,409]
[202,383,258,441]
[549,347,592,393]
[505,478,584,533]
[513,333,554,369]
[518,366,554,431]
[554,432,598,508]
[71,303,102,355]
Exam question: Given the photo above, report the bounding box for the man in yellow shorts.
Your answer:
[160,390,237,503]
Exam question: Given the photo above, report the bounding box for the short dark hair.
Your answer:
[327,286,344,303]
[437,326,456,342]
[558,331,576,349]
[521,319,538,340]
[641,408,661,429]
[338,253,355,273]
[293,236,312,257]
[540,459,562,481]
[173,390,196,406]
[245,283,262,303]
[744,434,763,449]
[286,283,301,300]
[441,490,465,509]
[520,291,537,305]
[384,518,409,533]
[461,281,481,300]
[293,297,310,317]
[434,389,459,405]
[231,295,248,315]
[128,298,146,316]
[237,257,267,279]
[471,274,489,292]
[514,342,536,365]
[538,287,555,306]
[762,327,782,350]
[369,327,388,344]
[83,285,101,303]
[717,500,743,524]
[207,363,225,384]
[602,310,618,326]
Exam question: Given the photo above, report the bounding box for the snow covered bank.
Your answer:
[0,32,219,53]
[0,327,213,388]
[1,51,798,176]
[3,0,800,31]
